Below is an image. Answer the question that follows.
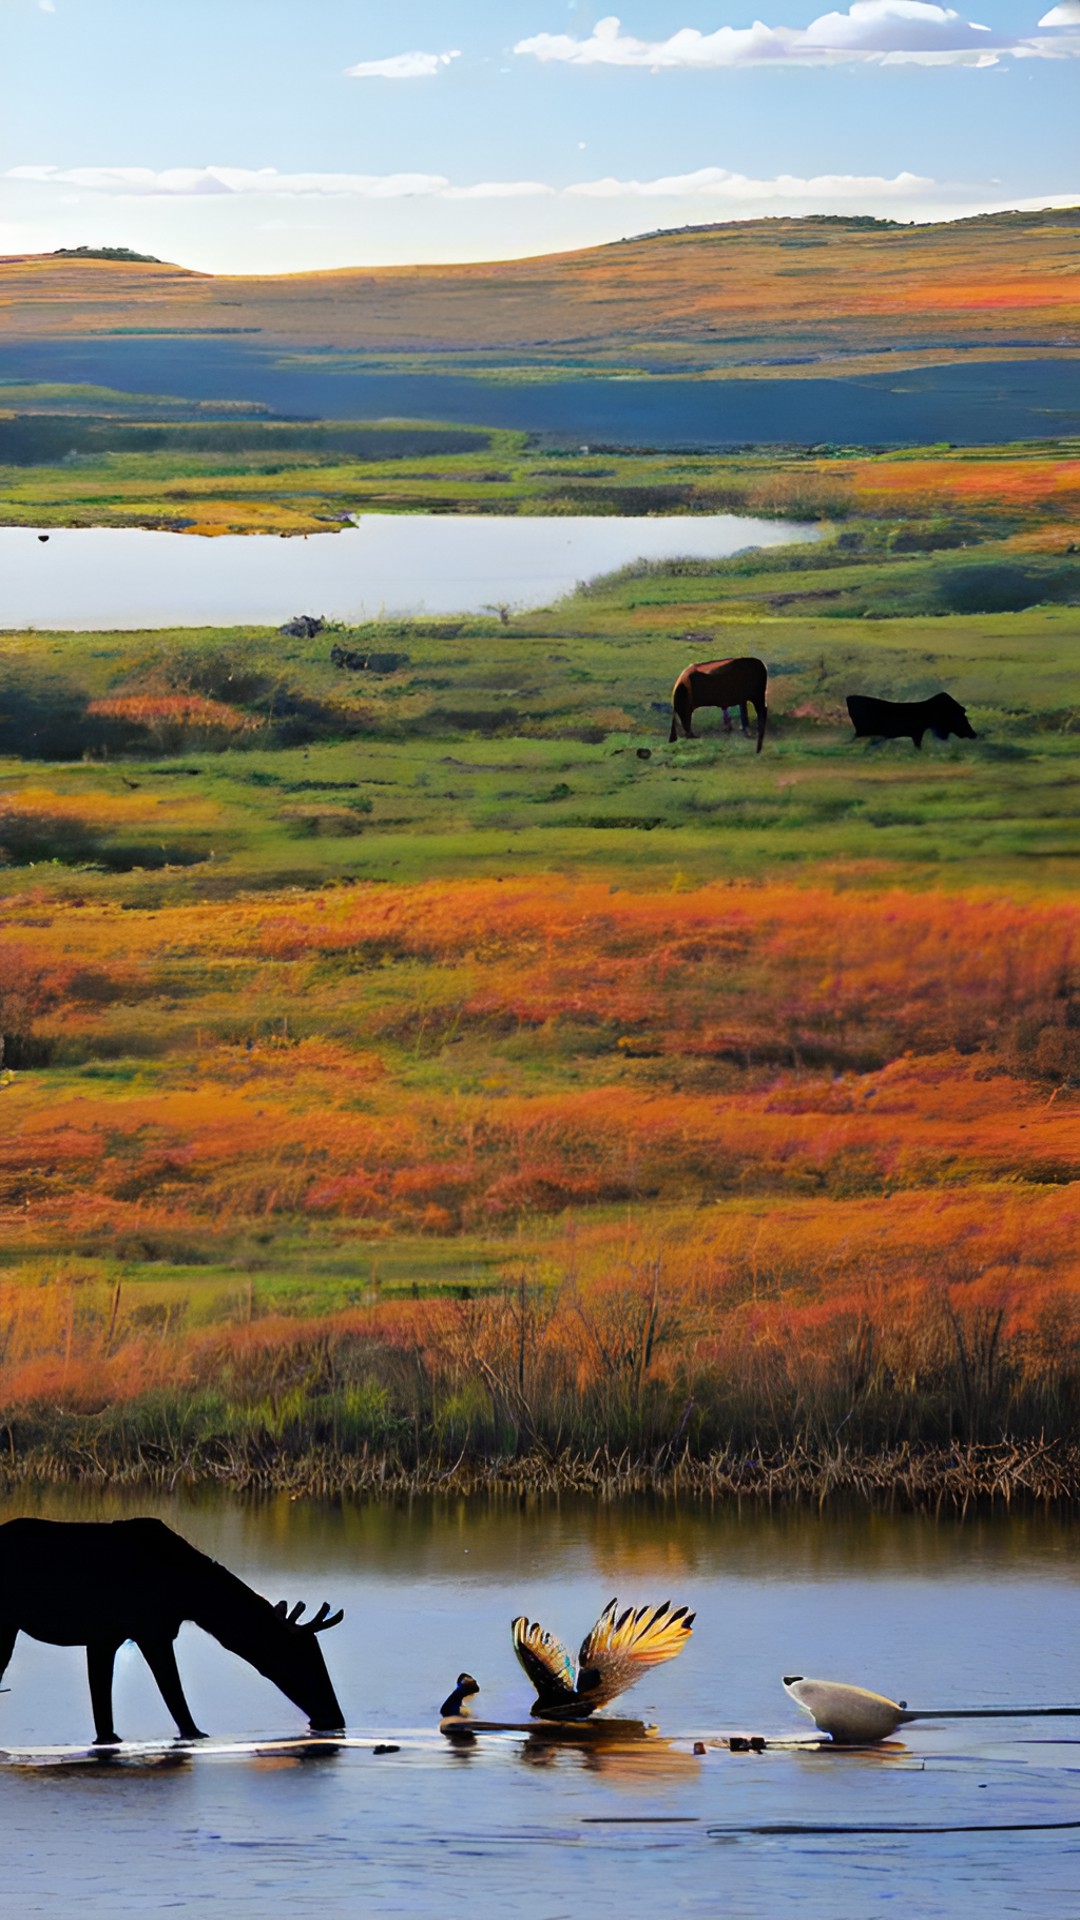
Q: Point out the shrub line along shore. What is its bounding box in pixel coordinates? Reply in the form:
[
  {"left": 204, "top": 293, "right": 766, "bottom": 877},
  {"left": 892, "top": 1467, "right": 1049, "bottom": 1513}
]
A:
[{"left": 1, "top": 1440, "right": 1076, "bottom": 1511}]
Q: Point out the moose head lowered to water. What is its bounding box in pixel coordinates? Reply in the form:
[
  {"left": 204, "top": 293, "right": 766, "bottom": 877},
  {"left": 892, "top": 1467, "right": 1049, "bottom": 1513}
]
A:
[{"left": 0, "top": 1517, "right": 345, "bottom": 1745}]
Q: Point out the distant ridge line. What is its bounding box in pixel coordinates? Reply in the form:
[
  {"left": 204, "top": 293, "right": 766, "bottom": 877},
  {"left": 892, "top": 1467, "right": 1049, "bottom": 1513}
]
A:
[{"left": 3, "top": 208, "right": 1076, "bottom": 370}]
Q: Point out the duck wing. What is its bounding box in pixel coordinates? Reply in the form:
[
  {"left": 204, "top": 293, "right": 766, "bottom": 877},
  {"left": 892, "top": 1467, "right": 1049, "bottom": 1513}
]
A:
[
  {"left": 511, "top": 1615, "right": 579, "bottom": 1711},
  {"left": 575, "top": 1598, "right": 695, "bottom": 1710}
]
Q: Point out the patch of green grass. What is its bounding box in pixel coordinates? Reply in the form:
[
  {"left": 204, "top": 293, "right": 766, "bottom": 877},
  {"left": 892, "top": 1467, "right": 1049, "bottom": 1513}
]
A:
[
  {"left": 3, "top": 422, "right": 1074, "bottom": 542},
  {"left": 1, "top": 582, "right": 1076, "bottom": 898}
]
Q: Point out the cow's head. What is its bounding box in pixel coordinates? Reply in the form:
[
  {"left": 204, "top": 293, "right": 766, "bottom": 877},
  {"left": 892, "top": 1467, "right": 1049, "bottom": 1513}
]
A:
[{"left": 930, "top": 693, "right": 976, "bottom": 741}]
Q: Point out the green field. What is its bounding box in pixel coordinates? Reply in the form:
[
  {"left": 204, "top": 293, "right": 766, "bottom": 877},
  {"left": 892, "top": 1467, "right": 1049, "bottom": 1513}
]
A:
[{"left": 1, "top": 543, "right": 1077, "bottom": 901}]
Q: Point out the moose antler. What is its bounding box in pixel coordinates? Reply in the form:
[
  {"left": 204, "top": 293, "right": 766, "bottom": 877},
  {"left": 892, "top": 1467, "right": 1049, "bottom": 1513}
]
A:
[
  {"left": 307, "top": 1601, "right": 344, "bottom": 1633},
  {"left": 273, "top": 1598, "right": 344, "bottom": 1633}
]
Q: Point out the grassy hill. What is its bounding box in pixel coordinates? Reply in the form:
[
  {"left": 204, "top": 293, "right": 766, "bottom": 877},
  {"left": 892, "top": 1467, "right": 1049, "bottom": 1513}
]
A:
[{"left": 2, "top": 209, "right": 1078, "bottom": 376}]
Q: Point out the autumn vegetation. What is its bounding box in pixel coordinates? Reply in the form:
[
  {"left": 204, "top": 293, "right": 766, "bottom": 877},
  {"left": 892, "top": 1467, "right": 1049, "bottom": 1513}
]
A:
[
  {"left": 0, "top": 289, "right": 1078, "bottom": 1499},
  {"left": 3, "top": 415, "right": 1079, "bottom": 547},
  {"left": 4, "top": 209, "right": 1077, "bottom": 368},
  {"left": 2, "top": 843, "right": 1077, "bottom": 1500}
]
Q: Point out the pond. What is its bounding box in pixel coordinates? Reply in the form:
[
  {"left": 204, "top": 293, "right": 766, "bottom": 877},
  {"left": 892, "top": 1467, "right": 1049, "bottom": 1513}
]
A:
[
  {"left": 0, "top": 512, "right": 817, "bottom": 631},
  {"left": 1, "top": 1489, "right": 1077, "bottom": 1919}
]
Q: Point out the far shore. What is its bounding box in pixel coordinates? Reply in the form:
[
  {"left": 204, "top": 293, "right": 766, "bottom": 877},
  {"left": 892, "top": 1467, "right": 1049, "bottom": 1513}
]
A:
[{"left": 2, "top": 1441, "right": 1075, "bottom": 1512}]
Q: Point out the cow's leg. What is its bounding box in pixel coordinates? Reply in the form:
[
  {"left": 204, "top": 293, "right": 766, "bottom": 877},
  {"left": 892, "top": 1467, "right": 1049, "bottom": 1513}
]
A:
[
  {"left": 721, "top": 705, "right": 733, "bottom": 734},
  {"left": 87, "top": 1638, "right": 122, "bottom": 1745},
  {"left": 755, "top": 699, "right": 768, "bottom": 754},
  {"left": 739, "top": 702, "right": 750, "bottom": 737},
  {"left": 136, "top": 1635, "right": 207, "bottom": 1741},
  {"left": 912, "top": 730, "right": 924, "bottom": 750},
  {"left": 670, "top": 690, "right": 695, "bottom": 741},
  {"left": 0, "top": 1620, "right": 18, "bottom": 1685}
]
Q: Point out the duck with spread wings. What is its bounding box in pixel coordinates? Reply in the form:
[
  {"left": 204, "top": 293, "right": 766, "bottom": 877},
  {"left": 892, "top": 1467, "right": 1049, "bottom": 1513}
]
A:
[{"left": 511, "top": 1598, "right": 694, "bottom": 1721}]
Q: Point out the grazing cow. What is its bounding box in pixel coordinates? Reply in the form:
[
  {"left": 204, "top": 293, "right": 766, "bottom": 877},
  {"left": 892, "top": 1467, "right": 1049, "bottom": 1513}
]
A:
[
  {"left": 669, "top": 656, "right": 769, "bottom": 752},
  {"left": 0, "top": 1517, "right": 345, "bottom": 1744},
  {"left": 846, "top": 691, "right": 977, "bottom": 750}
]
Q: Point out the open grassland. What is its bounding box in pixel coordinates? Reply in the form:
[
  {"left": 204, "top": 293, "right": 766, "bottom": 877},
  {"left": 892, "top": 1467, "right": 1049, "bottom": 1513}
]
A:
[
  {"left": 2, "top": 421, "right": 1080, "bottom": 542},
  {"left": 3, "top": 211, "right": 1078, "bottom": 372},
  {"left": 0, "top": 600, "right": 1077, "bottom": 889},
  {"left": 1, "top": 494, "right": 1078, "bottom": 1502}
]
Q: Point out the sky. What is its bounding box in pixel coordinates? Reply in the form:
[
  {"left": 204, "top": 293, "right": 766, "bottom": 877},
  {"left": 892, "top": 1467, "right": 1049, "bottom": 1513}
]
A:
[{"left": 2, "top": 0, "right": 1078, "bottom": 272}]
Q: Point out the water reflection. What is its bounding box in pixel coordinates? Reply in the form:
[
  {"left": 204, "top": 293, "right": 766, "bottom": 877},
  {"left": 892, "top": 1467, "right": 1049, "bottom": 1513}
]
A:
[
  {"left": 1, "top": 1489, "right": 1076, "bottom": 1918},
  {"left": 6, "top": 1483, "right": 1074, "bottom": 1578}
]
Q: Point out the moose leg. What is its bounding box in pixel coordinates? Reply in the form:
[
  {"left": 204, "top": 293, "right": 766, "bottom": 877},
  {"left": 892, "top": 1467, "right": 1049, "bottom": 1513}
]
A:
[
  {"left": 137, "top": 1635, "right": 207, "bottom": 1741},
  {"left": 87, "top": 1638, "right": 122, "bottom": 1745},
  {"left": 0, "top": 1620, "right": 17, "bottom": 1685}
]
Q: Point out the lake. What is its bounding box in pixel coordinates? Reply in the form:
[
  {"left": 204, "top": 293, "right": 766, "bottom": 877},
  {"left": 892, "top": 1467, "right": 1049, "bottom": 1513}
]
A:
[
  {"left": 1, "top": 1490, "right": 1077, "bottom": 1919},
  {"left": 2, "top": 337, "right": 1078, "bottom": 445},
  {"left": 0, "top": 512, "right": 817, "bottom": 630}
]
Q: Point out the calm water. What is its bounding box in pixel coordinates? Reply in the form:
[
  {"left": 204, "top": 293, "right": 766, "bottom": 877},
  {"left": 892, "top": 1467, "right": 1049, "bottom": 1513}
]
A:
[
  {"left": 2, "top": 338, "right": 1078, "bottom": 444},
  {"left": 1, "top": 1490, "right": 1077, "bottom": 1919},
  {"left": 0, "top": 512, "right": 816, "bottom": 631}
]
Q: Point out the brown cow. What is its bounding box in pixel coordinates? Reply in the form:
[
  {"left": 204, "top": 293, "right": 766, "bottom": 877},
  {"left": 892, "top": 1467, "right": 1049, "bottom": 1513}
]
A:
[{"left": 669, "top": 656, "right": 769, "bottom": 752}]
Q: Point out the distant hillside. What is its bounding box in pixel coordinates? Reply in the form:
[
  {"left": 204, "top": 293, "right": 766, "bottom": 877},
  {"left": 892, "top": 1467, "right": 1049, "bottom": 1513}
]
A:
[{"left": 2, "top": 210, "right": 1078, "bottom": 373}]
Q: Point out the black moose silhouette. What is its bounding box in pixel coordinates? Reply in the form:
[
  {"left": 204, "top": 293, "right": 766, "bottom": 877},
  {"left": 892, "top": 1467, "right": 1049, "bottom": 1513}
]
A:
[{"left": 0, "top": 1517, "right": 345, "bottom": 1744}]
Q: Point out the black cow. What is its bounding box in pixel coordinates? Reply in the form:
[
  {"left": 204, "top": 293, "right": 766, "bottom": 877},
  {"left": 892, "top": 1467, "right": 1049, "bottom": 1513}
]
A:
[
  {"left": 0, "top": 1517, "right": 345, "bottom": 1744},
  {"left": 846, "top": 691, "right": 976, "bottom": 750}
]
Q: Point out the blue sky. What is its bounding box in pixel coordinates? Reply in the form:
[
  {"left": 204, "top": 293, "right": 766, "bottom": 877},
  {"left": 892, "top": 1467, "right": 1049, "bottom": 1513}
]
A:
[{"left": 3, "top": 1, "right": 1078, "bottom": 271}]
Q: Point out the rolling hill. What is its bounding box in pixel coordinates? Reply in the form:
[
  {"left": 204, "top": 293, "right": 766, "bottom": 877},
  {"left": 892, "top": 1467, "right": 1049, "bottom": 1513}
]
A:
[{"left": 2, "top": 209, "right": 1078, "bottom": 375}]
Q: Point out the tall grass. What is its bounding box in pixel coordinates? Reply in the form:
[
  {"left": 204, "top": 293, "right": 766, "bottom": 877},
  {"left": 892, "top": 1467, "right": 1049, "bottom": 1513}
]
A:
[{"left": 1, "top": 1257, "right": 1077, "bottom": 1503}]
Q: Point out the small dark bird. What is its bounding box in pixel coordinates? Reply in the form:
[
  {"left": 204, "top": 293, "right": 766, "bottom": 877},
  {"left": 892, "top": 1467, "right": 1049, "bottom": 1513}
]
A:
[
  {"left": 38, "top": 534, "right": 49, "bottom": 543},
  {"left": 440, "top": 1672, "right": 480, "bottom": 1719},
  {"left": 121, "top": 778, "right": 140, "bottom": 790}
]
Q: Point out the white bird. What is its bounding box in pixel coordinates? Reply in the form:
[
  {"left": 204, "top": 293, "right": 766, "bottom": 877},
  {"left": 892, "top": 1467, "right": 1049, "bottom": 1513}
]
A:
[
  {"left": 783, "top": 1674, "right": 1080, "bottom": 1744},
  {"left": 783, "top": 1675, "right": 911, "bottom": 1742}
]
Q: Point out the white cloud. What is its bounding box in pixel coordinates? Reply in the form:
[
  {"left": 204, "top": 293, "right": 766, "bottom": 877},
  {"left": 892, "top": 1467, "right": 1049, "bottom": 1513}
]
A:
[
  {"left": 0, "top": 161, "right": 955, "bottom": 213},
  {"left": 565, "top": 165, "right": 934, "bottom": 200},
  {"left": 9, "top": 162, "right": 1077, "bottom": 228},
  {"left": 514, "top": 4, "right": 1080, "bottom": 70},
  {"left": 441, "top": 180, "right": 554, "bottom": 199},
  {"left": 8, "top": 164, "right": 453, "bottom": 198},
  {"left": 344, "top": 49, "right": 459, "bottom": 80},
  {"left": 5, "top": 165, "right": 555, "bottom": 204}
]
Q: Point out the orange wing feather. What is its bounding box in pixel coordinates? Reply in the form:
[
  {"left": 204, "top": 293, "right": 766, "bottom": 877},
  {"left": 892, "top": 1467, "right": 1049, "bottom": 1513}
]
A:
[{"left": 576, "top": 1598, "right": 695, "bottom": 1709}]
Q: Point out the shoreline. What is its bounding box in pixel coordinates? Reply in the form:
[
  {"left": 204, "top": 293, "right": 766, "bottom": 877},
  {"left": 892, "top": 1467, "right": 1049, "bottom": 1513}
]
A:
[{"left": 1, "top": 1440, "right": 1076, "bottom": 1510}]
